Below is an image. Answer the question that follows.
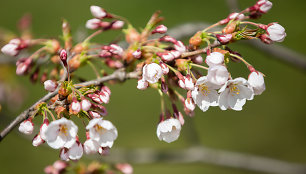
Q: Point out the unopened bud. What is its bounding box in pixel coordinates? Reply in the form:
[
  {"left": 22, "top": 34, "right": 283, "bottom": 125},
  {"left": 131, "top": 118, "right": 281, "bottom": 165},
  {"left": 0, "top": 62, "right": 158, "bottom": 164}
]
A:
[
  {"left": 60, "top": 49, "right": 68, "bottom": 66},
  {"left": 90, "top": 5, "right": 107, "bottom": 19},
  {"left": 44, "top": 80, "right": 58, "bottom": 92},
  {"left": 152, "top": 25, "right": 168, "bottom": 34},
  {"left": 132, "top": 49, "right": 142, "bottom": 59},
  {"left": 111, "top": 20, "right": 125, "bottom": 29}
]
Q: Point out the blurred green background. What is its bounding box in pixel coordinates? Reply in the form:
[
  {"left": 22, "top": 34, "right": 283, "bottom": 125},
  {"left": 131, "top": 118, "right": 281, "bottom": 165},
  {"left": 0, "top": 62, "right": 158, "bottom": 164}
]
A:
[{"left": 0, "top": 0, "right": 306, "bottom": 173}]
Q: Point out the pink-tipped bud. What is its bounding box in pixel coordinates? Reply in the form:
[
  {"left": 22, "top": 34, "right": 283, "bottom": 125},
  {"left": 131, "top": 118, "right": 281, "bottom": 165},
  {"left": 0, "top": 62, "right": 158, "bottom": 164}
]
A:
[
  {"left": 159, "top": 35, "right": 177, "bottom": 44},
  {"left": 109, "top": 44, "right": 124, "bottom": 56},
  {"left": 16, "top": 58, "right": 32, "bottom": 75},
  {"left": 88, "top": 93, "right": 103, "bottom": 104},
  {"left": 178, "top": 79, "right": 186, "bottom": 89},
  {"left": 111, "top": 20, "right": 125, "bottom": 29},
  {"left": 60, "top": 148, "right": 69, "bottom": 161},
  {"left": 99, "top": 50, "right": 112, "bottom": 58},
  {"left": 158, "top": 52, "right": 175, "bottom": 62},
  {"left": 1, "top": 43, "right": 19, "bottom": 56},
  {"left": 89, "top": 111, "right": 102, "bottom": 118},
  {"left": 256, "top": 0, "right": 273, "bottom": 13},
  {"left": 81, "top": 98, "right": 92, "bottom": 111},
  {"left": 86, "top": 18, "right": 102, "bottom": 30},
  {"left": 44, "top": 80, "right": 58, "bottom": 92},
  {"left": 152, "top": 25, "right": 168, "bottom": 34},
  {"left": 32, "top": 134, "right": 45, "bottom": 147},
  {"left": 174, "top": 41, "right": 186, "bottom": 53},
  {"left": 60, "top": 49, "right": 68, "bottom": 66},
  {"left": 132, "top": 49, "right": 142, "bottom": 59},
  {"left": 71, "top": 99, "right": 81, "bottom": 114},
  {"left": 185, "top": 98, "right": 195, "bottom": 111},
  {"left": 18, "top": 119, "right": 34, "bottom": 135},
  {"left": 160, "top": 62, "right": 169, "bottom": 74},
  {"left": 99, "top": 91, "right": 110, "bottom": 104},
  {"left": 192, "top": 55, "right": 203, "bottom": 64},
  {"left": 216, "top": 34, "right": 233, "bottom": 44},
  {"left": 53, "top": 160, "right": 68, "bottom": 172},
  {"left": 178, "top": 112, "right": 185, "bottom": 126},
  {"left": 101, "top": 86, "right": 111, "bottom": 95},
  {"left": 40, "top": 118, "right": 49, "bottom": 141},
  {"left": 184, "top": 75, "right": 195, "bottom": 91},
  {"left": 90, "top": 5, "right": 107, "bottom": 19}
]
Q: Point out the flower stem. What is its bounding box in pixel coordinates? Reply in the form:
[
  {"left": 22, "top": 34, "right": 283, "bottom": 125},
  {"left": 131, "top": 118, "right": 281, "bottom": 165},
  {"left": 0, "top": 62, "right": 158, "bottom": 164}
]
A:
[
  {"left": 229, "top": 53, "right": 252, "bottom": 68},
  {"left": 190, "top": 63, "right": 209, "bottom": 70}
]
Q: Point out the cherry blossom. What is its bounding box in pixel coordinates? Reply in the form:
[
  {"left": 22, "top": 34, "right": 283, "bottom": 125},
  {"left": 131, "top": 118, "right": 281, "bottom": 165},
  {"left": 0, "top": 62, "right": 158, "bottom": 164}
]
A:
[
  {"left": 206, "top": 52, "right": 224, "bottom": 67},
  {"left": 44, "top": 80, "right": 58, "bottom": 92},
  {"left": 156, "top": 118, "right": 181, "bottom": 143},
  {"left": 90, "top": 5, "right": 107, "bottom": 19},
  {"left": 86, "top": 118, "right": 118, "bottom": 148},
  {"left": 137, "top": 79, "right": 148, "bottom": 90},
  {"left": 18, "top": 119, "right": 34, "bottom": 135},
  {"left": 191, "top": 76, "right": 219, "bottom": 112},
  {"left": 44, "top": 118, "right": 78, "bottom": 149},
  {"left": 218, "top": 77, "right": 254, "bottom": 111},
  {"left": 267, "top": 23, "right": 286, "bottom": 42},
  {"left": 207, "top": 65, "right": 229, "bottom": 86}
]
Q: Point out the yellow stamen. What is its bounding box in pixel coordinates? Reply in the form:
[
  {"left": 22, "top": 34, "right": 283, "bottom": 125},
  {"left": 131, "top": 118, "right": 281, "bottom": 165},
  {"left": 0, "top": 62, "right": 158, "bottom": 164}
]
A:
[
  {"left": 59, "top": 124, "right": 68, "bottom": 136},
  {"left": 199, "top": 83, "right": 210, "bottom": 96},
  {"left": 94, "top": 124, "right": 107, "bottom": 134},
  {"left": 230, "top": 84, "right": 240, "bottom": 96}
]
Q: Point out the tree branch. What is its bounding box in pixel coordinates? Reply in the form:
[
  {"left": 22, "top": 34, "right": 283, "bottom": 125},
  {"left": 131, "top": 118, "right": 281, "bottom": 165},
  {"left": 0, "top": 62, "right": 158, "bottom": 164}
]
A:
[{"left": 0, "top": 68, "right": 139, "bottom": 142}]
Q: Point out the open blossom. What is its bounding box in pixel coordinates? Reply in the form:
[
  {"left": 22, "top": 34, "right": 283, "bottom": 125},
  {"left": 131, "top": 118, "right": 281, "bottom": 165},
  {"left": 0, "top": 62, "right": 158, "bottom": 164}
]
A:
[
  {"left": 142, "top": 63, "right": 162, "bottom": 84},
  {"left": 156, "top": 118, "right": 181, "bottom": 143},
  {"left": 206, "top": 52, "right": 224, "bottom": 67},
  {"left": 67, "top": 141, "right": 83, "bottom": 160},
  {"left": 248, "top": 71, "right": 265, "bottom": 95},
  {"left": 90, "top": 5, "right": 107, "bottom": 19},
  {"left": 18, "top": 119, "right": 34, "bottom": 135},
  {"left": 137, "top": 79, "right": 148, "bottom": 90},
  {"left": 44, "top": 80, "right": 58, "bottom": 92},
  {"left": 267, "top": 23, "right": 286, "bottom": 42},
  {"left": 191, "top": 76, "right": 219, "bottom": 112},
  {"left": 207, "top": 65, "right": 229, "bottom": 86},
  {"left": 218, "top": 77, "right": 254, "bottom": 111},
  {"left": 44, "top": 118, "right": 78, "bottom": 149},
  {"left": 257, "top": 0, "right": 273, "bottom": 13},
  {"left": 86, "top": 118, "right": 118, "bottom": 148}
]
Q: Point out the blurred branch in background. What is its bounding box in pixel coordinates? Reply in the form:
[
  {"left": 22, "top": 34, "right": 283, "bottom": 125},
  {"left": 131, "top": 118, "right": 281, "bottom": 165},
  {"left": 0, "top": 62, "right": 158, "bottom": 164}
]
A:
[{"left": 91, "top": 147, "right": 306, "bottom": 174}]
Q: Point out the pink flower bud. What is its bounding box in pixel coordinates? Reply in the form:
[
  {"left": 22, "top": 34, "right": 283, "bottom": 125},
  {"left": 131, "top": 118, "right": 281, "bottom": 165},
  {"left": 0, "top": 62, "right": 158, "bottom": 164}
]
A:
[
  {"left": 259, "top": 33, "right": 272, "bottom": 44},
  {"left": 192, "top": 55, "right": 203, "bottom": 64},
  {"left": 111, "top": 20, "right": 124, "bottom": 29},
  {"left": 185, "top": 98, "right": 195, "bottom": 111},
  {"left": 60, "top": 49, "right": 67, "bottom": 66},
  {"left": 178, "top": 79, "right": 186, "bottom": 89},
  {"left": 257, "top": 0, "right": 272, "bottom": 13},
  {"left": 266, "top": 23, "right": 286, "bottom": 42},
  {"left": 184, "top": 75, "right": 195, "bottom": 91},
  {"left": 160, "top": 62, "right": 169, "bottom": 74},
  {"left": 216, "top": 34, "right": 232, "bottom": 44},
  {"left": 90, "top": 5, "right": 107, "bottom": 19},
  {"left": 159, "top": 35, "right": 177, "bottom": 44},
  {"left": 88, "top": 93, "right": 103, "bottom": 104},
  {"left": 158, "top": 52, "right": 175, "bottom": 62},
  {"left": 109, "top": 44, "right": 124, "bottom": 56},
  {"left": 174, "top": 41, "right": 186, "bottom": 53},
  {"left": 248, "top": 71, "right": 265, "bottom": 95},
  {"left": 44, "top": 80, "right": 58, "bottom": 92},
  {"left": 137, "top": 79, "right": 148, "bottom": 90},
  {"left": 81, "top": 98, "right": 92, "bottom": 111},
  {"left": 60, "top": 148, "right": 69, "bottom": 161},
  {"left": 116, "top": 163, "right": 133, "bottom": 174},
  {"left": 178, "top": 112, "right": 185, "bottom": 126},
  {"left": 99, "top": 50, "right": 112, "bottom": 58},
  {"left": 18, "top": 119, "right": 34, "bottom": 135},
  {"left": 16, "top": 58, "right": 32, "bottom": 75},
  {"left": 170, "top": 50, "right": 181, "bottom": 58},
  {"left": 71, "top": 99, "right": 81, "bottom": 114},
  {"left": 102, "top": 86, "right": 111, "bottom": 95},
  {"left": 152, "top": 25, "right": 168, "bottom": 34},
  {"left": 53, "top": 160, "right": 68, "bottom": 171},
  {"left": 205, "top": 52, "right": 224, "bottom": 67},
  {"left": 99, "top": 91, "right": 110, "bottom": 104},
  {"left": 89, "top": 111, "right": 102, "bottom": 118},
  {"left": 1, "top": 43, "right": 19, "bottom": 56},
  {"left": 40, "top": 118, "right": 49, "bottom": 141},
  {"left": 86, "top": 19, "right": 101, "bottom": 30},
  {"left": 228, "top": 13, "right": 245, "bottom": 20},
  {"left": 132, "top": 49, "right": 142, "bottom": 59},
  {"left": 32, "top": 134, "right": 45, "bottom": 147}
]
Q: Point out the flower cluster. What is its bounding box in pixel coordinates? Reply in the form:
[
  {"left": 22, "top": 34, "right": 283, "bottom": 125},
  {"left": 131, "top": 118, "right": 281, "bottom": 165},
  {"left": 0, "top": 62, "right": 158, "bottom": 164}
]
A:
[{"left": 0, "top": 0, "right": 286, "bottom": 162}]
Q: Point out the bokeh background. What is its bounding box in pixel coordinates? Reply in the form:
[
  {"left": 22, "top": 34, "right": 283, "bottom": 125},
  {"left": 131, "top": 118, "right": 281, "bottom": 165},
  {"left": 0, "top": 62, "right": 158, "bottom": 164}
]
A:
[{"left": 0, "top": 0, "right": 306, "bottom": 173}]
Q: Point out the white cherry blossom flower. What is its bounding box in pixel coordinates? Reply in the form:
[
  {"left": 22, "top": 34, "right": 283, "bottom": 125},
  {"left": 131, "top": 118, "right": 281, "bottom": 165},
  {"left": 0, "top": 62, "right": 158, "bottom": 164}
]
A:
[
  {"left": 44, "top": 118, "right": 78, "bottom": 149},
  {"left": 40, "top": 118, "right": 49, "bottom": 141},
  {"left": 84, "top": 138, "right": 100, "bottom": 154},
  {"left": 205, "top": 52, "right": 224, "bottom": 67},
  {"left": 191, "top": 76, "right": 219, "bottom": 112},
  {"left": 248, "top": 71, "right": 265, "bottom": 95},
  {"left": 68, "top": 141, "right": 83, "bottom": 160},
  {"left": 218, "top": 77, "right": 254, "bottom": 111},
  {"left": 86, "top": 118, "right": 118, "bottom": 148},
  {"left": 156, "top": 118, "right": 181, "bottom": 143},
  {"left": 257, "top": 0, "right": 273, "bottom": 13},
  {"left": 207, "top": 65, "right": 229, "bottom": 86},
  {"left": 142, "top": 63, "right": 162, "bottom": 84},
  {"left": 90, "top": 5, "right": 107, "bottom": 19},
  {"left": 18, "top": 119, "right": 34, "bottom": 135},
  {"left": 267, "top": 23, "right": 286, "bottom": 42},
  {"left": 137, "top": 79, "right": 148, "bottom": 90}
]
